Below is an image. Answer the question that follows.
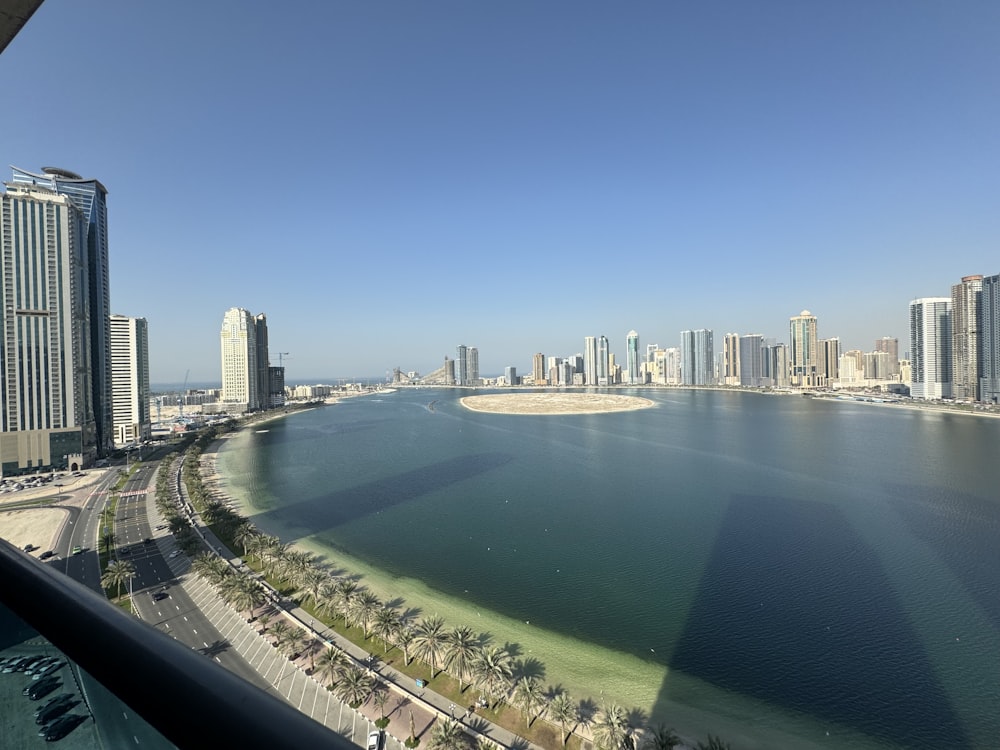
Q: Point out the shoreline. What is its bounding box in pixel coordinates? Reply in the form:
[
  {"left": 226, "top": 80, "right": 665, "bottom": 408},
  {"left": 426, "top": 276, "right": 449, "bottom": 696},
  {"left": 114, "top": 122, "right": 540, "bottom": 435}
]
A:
[{"left": 459, "top": 392, "right": 654, "bottom": 415}]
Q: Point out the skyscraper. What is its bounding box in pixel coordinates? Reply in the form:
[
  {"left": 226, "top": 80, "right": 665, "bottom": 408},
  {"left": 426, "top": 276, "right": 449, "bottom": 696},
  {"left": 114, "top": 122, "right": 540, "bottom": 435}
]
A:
[
  {"left": 981, "top": 274, "right": 1000, "bottom": 404},
  {"left": 909, "top": 297, "right": 953, "bottom": 400},
  {"left": 532, "top": 353, "right": 545, "bottom": 385},
  {"left": 874, "top": 336, "right": 900, "bottom": 378},
  {"left": 468, "top": 347, "right": 479, "bottom": 386},
  {"left": 583, "top": 337, "right": 597, "bottom": 385},
  {"left": 739, "top": 334, "right": 764, "bottom": 387},
  {"left": 456, "top": 345, "right": 469, "bottom": 386},
  {"left": 626, "top": 330, "right": 641, "bottom": 385},
  {"left": 789, "top": 310, "right": 818, "bottom": 387},
  {"left": 254, "top": 313, "right": 271, "bottom": 409},
  {"left": 681, "top": 329, "right": 714, "bottom": 385},
  {"left": 951, "top": 275, "right": 982, "bottom": 400},
  {"left": 819, "top": 338, "right": 841, "bottom": 384},
  {"left": 221, "top": 307, "right": 260, "bottom": 410},
  {"left": 597, "top": 336, "right": 610, "bottom": 386},
  {"left": 0, "top": 167, "right": 113, "bottom": 472},
  {"left": 110, "top": 315, "right": 151, "bottom": 445},
  {"left": 722, "top": 333, "right": 740, "bottom": 386}
]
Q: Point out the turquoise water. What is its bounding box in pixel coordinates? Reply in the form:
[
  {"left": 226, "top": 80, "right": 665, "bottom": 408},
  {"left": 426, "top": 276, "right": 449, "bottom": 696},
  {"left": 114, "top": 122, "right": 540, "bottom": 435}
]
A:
[{"left": 218, "top": 389, "right": 1000, "bottom": 749}]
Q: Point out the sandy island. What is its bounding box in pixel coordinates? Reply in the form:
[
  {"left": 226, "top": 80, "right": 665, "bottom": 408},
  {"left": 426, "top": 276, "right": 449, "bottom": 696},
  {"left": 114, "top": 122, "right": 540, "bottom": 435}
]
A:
[{"left": 460, "top": 392, "right": 654, "bottom": 414}]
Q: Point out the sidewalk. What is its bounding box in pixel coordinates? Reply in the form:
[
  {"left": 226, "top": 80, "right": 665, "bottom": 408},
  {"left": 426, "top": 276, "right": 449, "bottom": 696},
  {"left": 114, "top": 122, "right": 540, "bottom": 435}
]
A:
[{"left": 157, "top": 455, "right": 544, "bottom": 750}]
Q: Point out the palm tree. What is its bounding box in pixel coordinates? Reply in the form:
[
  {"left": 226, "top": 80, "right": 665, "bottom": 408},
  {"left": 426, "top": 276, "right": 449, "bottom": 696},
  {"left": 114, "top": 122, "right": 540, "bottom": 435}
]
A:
[
  {"left": 412, "top": 616, "right": 448, "bottom": 679},
  {"left": 315, "top": 646, "right": 348, "bottom": 689},
  {"left": 396, "top": 626, "right": 416, "bottom": 666},
  {"left": 101, "top": 559, "right": 136, "bottom": 599},
  {"left": 277, "top": 625, "right": 306, "bottom": 659},
  {"left": 333, "top": 664, "right": 375, "bottom": 707},
  {"left": 220, "top": 573, "right": 264, "bottom": 618},
  {"left": 444, "top": 626, "right": 478, "bottom": 691},
  {"left": 192, "top": 552, "right": 229, "bottom": 584},
  {"left": 642, "top": 724, "right": 680, "bottom": 750},
  {"left": 594, "top": 704, "right": 631, "bottom": 750},
  {"left": 372, "top": 605, "right": 400, "bottom": 653},
  {"left": 372, "top": 681, "right": 390, "bottom": 725},
  {"left": 245, "top": 533, "right": 270, "bottom": 565},
  {"left": 278, "top": 549, "right": 314, "bottom": 585},
  {"left": 351, "top": 590, "right": 382, "bottom": 639},
  {"left": 268, "top": 619, "right": 291, "bottom": 648},
  {"left": 234, "top": 521, "right": 259, "bottom": 556},
  {"left": 334, "top": 579, "right": 359, "bottom": 625},
  {"left": 695, "top": 736, "right": 730, "bottom": 750},
  {"left": 427, "top": 718, "right": 467, "bottom": 750},
  {"left": 471, "top": 646, "right": 513, "bottom": 707},
  {"left": 548, "top": 692, "right": 577, "bottom": 746},
  {"left": 296, "top": 566, "right": 331, "bottom": 610},
  {"left": 511, "top": 677, "right": 546, "bottom": 728}
]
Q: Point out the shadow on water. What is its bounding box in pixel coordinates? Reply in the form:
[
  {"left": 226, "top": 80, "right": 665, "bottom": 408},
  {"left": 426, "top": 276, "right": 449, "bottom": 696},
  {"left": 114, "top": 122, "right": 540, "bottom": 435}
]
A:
[
  {"left": 887, "top": 482, "right": 1000, "bottom": 632},
  {"left": 659, "top": 493, "right": 967, "bottom": 749},
  {"left": 249, "top": 452, "right": 513, "bottom": 536}
]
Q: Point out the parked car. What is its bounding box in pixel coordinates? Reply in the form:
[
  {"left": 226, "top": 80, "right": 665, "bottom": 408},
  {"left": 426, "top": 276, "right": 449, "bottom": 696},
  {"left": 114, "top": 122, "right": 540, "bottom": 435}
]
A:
[
  {"left": 367, "top": 730, "right": 383, "bottom": 750},
  {"left": 43, "top": 713, "right": 86, "bottom": 741},
  {"left": 39, "top": 550, "right": 55, "bottom": 560},
  {"left": 35, "top": 694, "right": 76, "bottom": 725},
  {"left": 26, "top": 676, "right": 60, "bottom": 700}
]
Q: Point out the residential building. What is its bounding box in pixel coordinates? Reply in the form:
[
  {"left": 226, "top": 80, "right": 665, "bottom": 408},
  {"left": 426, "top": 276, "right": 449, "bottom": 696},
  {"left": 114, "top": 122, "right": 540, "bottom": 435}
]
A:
[
  {"left": 0, "top": 167, "right": 115, "bottom": 473},
  {"left": 583, "top": 337, "right": 597, "bottom": 385},
  {"left": 626, "top": 330, "right": 641, "bottom": 385},
  {"left": 951, "top": 275, "right": 982, "bottom": 400},
  {"left": 739, "top": 334, "right": 764, "bottom": 387},
  {"left": 221, "top": 307, "right": 260, "bottom": 411},
  {"left": 597, "top": 336, "right": 610, "bottom": 386},
  {"left": 820, "top": 337, "right": 841, "bottom": 384},
  {"left": 789, "top": 310, "right": 819, "bottom": 387},
  {"left": 532, "top": 353, "right": 546, "bottom": 385},
  {"left": 456, "top": 345, "right": 469, "bottom": 386},
  {"left": 681, "top": 329, "right": 714, "bottom": 386},
  {"left": 722, "top": 333, "right": 740, "bottom": 386},
  {"left": 875, "top": 336, "right": 900, "bottom": 378},
  {"left": 982, "top": 274, "right": 1000, "bottom": 403},
  {"left": 110, "top": 315, "right": 151, "bottom": 445},
  {"left": 909, "top": 297, "right": 953, "bottom": 400},
  {"left": 504, "top": 366, "right": 518, "bottom": 386}
]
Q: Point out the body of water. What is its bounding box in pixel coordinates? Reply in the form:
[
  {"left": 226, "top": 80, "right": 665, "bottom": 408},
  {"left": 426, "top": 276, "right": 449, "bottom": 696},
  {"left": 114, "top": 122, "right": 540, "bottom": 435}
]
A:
[{"left": 217, "top": 388, "right": 1000, "bottom": 749}]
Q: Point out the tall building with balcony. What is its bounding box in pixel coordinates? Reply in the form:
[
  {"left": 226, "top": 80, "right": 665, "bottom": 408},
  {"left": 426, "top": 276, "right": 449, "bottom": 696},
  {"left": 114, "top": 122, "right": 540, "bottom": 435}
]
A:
[
  {"left": 597, "top": 336, "right": 610, "bottom": 386},
  {"left": 681, "top": 329, "right": 714, "bottom": 385},
  {"left": 789, "top": 310, "right": 818, "bottom": 387},
  {"left": 820, "top": 338, "right": 841, "bottom": 384},
  {"left": 981, "top": 274, "right": 1000, "bottom": 403},
  {"left": 583, "top": 336, "right": 597, "bottom": 385},
  {"left": 722, "top": 333, "right": 740, "bottom": 386},
  {"left": 626, "top": 330, "right": 641, "bottom": 385},
  {"left": 110, "top": 315, "right": 151, "bottom": 445},
  {"left": 909, "top": 297, "right": 953, "bottom": 400},
  {"left": 875, "top": 336, "right": 900, "bottom": 378},
  {"left": 221, "top": 307, "right": 260, "bottom": 411},
  {"left": 0, "top": 167, "right": 115, "bottom": 473},
  {"left": 532, "top": 353, "right": 545, "bottom": 385},
  {"left": 951, "top": 275, "right": 982, "bottom": 400},
  {"left": 739, "top": 334, "right": 764, "bottom": 387}
]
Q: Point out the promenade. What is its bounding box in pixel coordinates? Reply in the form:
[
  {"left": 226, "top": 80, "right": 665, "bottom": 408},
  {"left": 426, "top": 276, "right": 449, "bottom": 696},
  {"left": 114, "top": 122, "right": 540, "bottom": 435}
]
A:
[{"left": 154, "top": 455, "right": 542, "bottom": 750}]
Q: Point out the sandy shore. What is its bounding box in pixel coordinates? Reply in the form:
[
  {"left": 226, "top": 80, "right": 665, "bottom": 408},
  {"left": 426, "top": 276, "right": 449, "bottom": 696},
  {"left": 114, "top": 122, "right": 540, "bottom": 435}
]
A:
[{"left": 461, "top": 392, "right": 654, "bottom": 414}]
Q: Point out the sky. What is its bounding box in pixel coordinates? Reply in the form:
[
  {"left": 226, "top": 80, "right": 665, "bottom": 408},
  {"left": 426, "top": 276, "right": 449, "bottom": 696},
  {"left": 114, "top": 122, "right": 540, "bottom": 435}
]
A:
[{"left": 2, "top": 1, "right": 999, "bottom": 384}]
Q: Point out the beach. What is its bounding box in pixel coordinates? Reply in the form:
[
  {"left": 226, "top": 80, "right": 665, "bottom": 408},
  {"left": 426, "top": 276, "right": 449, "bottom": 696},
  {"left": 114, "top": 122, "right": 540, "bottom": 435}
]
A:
[{"left": 460, "top": 392, "right": 654, "bottom": 415}]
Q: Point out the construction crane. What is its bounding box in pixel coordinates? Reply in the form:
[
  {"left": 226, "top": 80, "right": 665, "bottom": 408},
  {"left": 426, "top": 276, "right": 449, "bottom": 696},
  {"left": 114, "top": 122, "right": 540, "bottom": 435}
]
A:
[{"left": 277, "top": 352, "right": 290, "bottom": 368}]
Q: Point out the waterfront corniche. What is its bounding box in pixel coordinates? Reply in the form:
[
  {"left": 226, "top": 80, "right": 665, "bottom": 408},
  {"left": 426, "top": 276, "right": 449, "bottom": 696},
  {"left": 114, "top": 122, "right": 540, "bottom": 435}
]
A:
[{"left": 217, "top": 388, "right": 1000, "bottom": 750}]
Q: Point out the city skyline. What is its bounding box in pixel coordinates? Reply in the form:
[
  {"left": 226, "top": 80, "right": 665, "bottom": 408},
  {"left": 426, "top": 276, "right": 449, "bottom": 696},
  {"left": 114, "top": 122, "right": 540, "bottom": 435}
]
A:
[{"left": 3, "top": 3, "right": 999, "bottom": 380}]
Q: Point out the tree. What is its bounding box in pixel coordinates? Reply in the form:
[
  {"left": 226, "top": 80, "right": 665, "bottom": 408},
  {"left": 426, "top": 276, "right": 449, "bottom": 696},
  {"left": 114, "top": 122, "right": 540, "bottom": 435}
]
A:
[
  {"left": 333, "top": 664, "right": 375, "bottom": 707},
  {"left": 296, "top": 566, "right": 331, "bottom": 610},
  {"left": 372, "top": 681, "right": 390, "bottom": 726},
  {"left": 428, "top": 718, "right": 467, "bottom": 750},
  {"left": 373, "top": 605, "right": 400, "bottom": 653},
  {"left": 548, "top": 692, "right": 577, "bottom": 746},
  {"left": 412, "top": 616, "right": 448, "bottom": 679},
  {"left": 192, "top": 551, "right": 229, "bottom": 585},
  {"left": 234, "top": 521, "right": 259, "bottom": 556},
  {"left": 642, "top": 724, "right": 680, "bottom": 750},
  {"left": 351, "top": 590, "right": 382, "bottom": 639},
  {"left": 397, "top": 626, "right": 416, "bottom": 665},
  {"left": 101, "top": 559, "right": 136, "bottom": 599},
  {"left": 268, "top": 619, "right": 291, "bottom": 648},
  {"left": 220, "top": 573, "right": 264, "bottom": 618},
  {"left": 277, "top": 625, "right": 306, "bottom": 659},
  {"left": 335, "top": 579, "right": 359, "bottom": 626},
  {"left": 695, "top": 736, "right": 730, "bottom": 750},
  {"left": 594, "top": 704, "right": 630, "bottom": 750},
  {"left": 471, "top": 646, "right": 513, "bottom": 707},
  {"left": 444, "top": 626, "right": 479, "bottom": 691},
  {"left": 315, "top": 646, "right": 348, "bottom": 689},
  {"left": 511, "top": 677, "right": 546, "bottom": 728}
]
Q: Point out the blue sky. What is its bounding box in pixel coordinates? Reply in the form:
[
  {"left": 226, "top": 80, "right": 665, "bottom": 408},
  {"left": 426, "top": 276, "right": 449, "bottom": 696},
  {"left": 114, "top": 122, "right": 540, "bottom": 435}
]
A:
[{"left": 3, "top": 1, "right": 998, "bottom": 384}]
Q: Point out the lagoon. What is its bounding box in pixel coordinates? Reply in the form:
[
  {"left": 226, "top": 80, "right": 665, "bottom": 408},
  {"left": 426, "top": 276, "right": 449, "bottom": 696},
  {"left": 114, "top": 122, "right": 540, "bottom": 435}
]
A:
[{"left": 217, "top": 388, "right": 1000, "bottom": 749}]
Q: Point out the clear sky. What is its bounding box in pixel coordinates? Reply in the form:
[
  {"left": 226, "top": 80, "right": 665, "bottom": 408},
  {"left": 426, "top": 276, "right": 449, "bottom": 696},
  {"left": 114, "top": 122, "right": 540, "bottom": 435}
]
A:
[{"left": 3, "top": 1, "right": 998, "bottom": 384}]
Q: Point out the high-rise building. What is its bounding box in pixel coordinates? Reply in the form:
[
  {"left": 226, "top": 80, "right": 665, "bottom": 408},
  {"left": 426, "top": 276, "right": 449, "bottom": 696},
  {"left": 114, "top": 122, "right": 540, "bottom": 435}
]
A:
[
  {"left": 443, "top": 357, "right": 455, "bottom": 386},
  {"left": 951, "top": 275, "right": 982, "bottom": 400},
  {"left": 981, "top": 274, "right": 1000, "bottom": 403},
  {"left": 820, "top": 338, "right": 841, "bottom": 384},
  {"left": 766, "top": 343, "right": 789, "bottom": 387},
  {"left": 681, "top": 329, "right": 714, "bottom": 386},
  {"left": 0, "top": 167, "right": 115, "bottom": 473},
  {"left": 254, "top": 313, "right": 271, "bottom": 409},
  {"left": 789, "top": 310, "right": 818, "bottom": 387},
  {"left": 221, "top": 307, "right": 260, "bottom": 410},
  {"left": 626, "top": 330, "right": 641, "bottom": 385},
  {"left": 504, "top": 366, "right": 518, "bottom": 386},
  {"left": 739, "top": 334, "right": 764, "bottom": 387},
  {"left": 597, "top": 336, "right": 610, "bottom": 386},
  {"left": 645, "top": 343, "right": 659, "bottom": 366},
  {"left": 110, "top": 315, "right": 151, "bottom": 445},
  {"left": 532, "top": 353, "right": 545, "bottom": 385},
  {"left": 583, "top": 337, "right": 597, "bottom": 385},
  {"left": 456, "top": 345, "right": 469, "bottom": 386},
  {"left": 722, "top": 333, "right": 740, "bottom": 386},
  {"left": 875, "top": 337, "right": 900, "bottom": 378},
  {"left": 909, "top": 297, "right": 953, "bottom": 400},
  {"left": 468, "top": 347, "right": 479, "bottom": 385}
]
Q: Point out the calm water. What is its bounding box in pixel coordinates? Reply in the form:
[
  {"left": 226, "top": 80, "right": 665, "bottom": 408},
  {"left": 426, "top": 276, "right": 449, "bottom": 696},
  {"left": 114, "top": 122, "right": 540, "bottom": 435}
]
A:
[{"left": 218, "top": 388, "right": 1000, "bottom": 749}]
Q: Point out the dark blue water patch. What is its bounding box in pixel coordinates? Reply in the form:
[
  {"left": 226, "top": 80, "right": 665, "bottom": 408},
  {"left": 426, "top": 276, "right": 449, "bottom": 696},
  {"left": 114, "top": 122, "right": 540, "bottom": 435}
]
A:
[
  {"left": 250, "top": 452, "right": 514, "bottom": 538},
  {"left": 666, "top": 493, "right": 967, "bottom": 749},
  {"left": 888, "top": 482, "right": 1000, "bottom": 632}
]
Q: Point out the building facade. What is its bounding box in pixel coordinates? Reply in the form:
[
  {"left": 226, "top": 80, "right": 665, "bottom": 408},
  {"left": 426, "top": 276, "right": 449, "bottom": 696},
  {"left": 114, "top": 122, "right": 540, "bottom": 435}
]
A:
[
  {"left": 221, "top": 307, "right": 260, "bottom": 411},
  {"left": 110, "top": 315, "right": 151, "bottom": 445},
  {"left": 0, "top": 167, "right": 116, "bottom": 473},
  {"left": 909, "top": 297, "right": 953, "bottom": 400},
  {"left": 597, "top": 336, "right": 610, "bottom": 386},
  {"left": 951, "top": 275, "right": 982, "bottom": 400},
  {"left": 739, "top": 334, "right": 764, "bottom": 387},
  {"left": 789, "top": 310, "right": 818, "bottom": 387},
  {"left": 626, "top": 330, "right": 641, "bottom": 385},
  {"left": 681, "top": 329, "right": 714, "bottom": 386},
  {"left": 532, "top": 353, "right": 545, "bottom": 385},
  {"left": 981, "top": 274, "right": 1000, "bottom": 403},
  {"left": 722, "top": 333, "right": 740, "bottom": 386}
]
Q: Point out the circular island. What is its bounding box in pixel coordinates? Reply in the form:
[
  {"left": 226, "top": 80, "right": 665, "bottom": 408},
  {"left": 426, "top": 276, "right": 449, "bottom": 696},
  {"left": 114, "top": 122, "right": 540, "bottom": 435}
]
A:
[{"left": 460, "top": 392, "right": 654, "bottom": 415}]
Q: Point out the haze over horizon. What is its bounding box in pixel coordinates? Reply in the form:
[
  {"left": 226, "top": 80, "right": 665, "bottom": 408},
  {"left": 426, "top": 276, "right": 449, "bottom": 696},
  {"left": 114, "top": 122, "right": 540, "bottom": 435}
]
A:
[{"left": 3, "top": 1, "right": 998, "bottom": 382}]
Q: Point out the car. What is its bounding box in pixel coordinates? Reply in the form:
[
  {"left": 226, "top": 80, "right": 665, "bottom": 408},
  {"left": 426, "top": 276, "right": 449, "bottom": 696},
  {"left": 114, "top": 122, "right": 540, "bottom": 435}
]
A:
[
  {"left": 39, "top": 550, "right": 55, "bottom": 560},
  {"left": 26, "top": 677, "right": 60, "bottom": 700},
  {"left": 35, "top": 695, "right": 76, "bottom": 725},
  {"left": 17, "top": 655, "right": 44, "bottom": 671},
  {"left": 367, "top": 730, "right": 383, "bottom": 750},
  {"left": 25, "top": 657, "right": 57, "bottom": 675},
  {"left": 169, "top": 550, "right": 181, "bottom": 558},
  {"left": 43, "top": 713, "right": 86, "bottom": 742},
  {"left": 143, "top": 537, "right": 153, "bottom": 544},
  {"left": 23, "top": 543, "right": 36, "bottom": 552},
  {"left": 33, "top": 660, "right": 64, "bottom": 680},
  {"left": 152, "top": 591, "right": 169, "bottom": 601},
  {"left": 120, "top": 546, "right": 132, "bottom": 556},
  {"left": 71, "top": 546, "right": 82, "bottom": 555}
]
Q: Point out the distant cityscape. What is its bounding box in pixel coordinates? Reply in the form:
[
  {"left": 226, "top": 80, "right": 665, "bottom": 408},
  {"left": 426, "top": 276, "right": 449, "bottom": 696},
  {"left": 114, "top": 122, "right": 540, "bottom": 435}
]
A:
[{"left": 1, "top": 165, "right": 998, "bottom": 476}]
